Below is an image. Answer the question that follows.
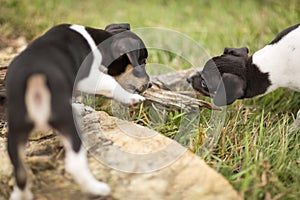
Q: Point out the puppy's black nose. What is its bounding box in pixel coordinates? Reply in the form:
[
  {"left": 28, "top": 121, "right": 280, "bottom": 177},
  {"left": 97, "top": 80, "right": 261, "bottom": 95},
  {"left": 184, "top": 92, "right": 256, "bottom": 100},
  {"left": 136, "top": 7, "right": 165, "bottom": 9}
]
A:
[{"left": 148, "top": 82, "right": 152, "bottom": 88}]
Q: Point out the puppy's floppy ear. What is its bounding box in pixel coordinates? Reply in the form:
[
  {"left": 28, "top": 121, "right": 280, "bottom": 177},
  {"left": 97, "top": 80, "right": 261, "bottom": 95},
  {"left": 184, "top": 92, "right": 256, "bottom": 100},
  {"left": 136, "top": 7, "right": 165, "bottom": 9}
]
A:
[
  {"left": 213, "top": 73, "right": 245, "bottom": 106},
  {"left": 223, "top": 47, "right": 249, "bottom": 56},
  {"left": 112, "top": 37, "right": 143, "bottom": 67},
  {"left": 125, "top": 51, "right": 139, "bottom": 67},
  {"left": 105, "top": 23, "right": 130, "bottom": 34}
]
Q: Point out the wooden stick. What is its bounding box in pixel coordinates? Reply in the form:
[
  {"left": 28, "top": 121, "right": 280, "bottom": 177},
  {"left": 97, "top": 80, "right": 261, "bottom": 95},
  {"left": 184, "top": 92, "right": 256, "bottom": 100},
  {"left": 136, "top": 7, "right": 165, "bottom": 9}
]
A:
[{"left": 143, "top": 86, "right": 221, "bottom": 111}]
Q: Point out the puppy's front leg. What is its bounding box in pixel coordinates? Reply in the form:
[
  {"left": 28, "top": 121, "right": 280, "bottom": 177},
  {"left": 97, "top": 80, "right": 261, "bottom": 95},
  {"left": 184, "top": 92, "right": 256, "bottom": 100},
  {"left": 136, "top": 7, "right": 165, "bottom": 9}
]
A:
[
  {"left": 77, "top": 72, "right": 145, "bottom": 106},
  {"left": 99, "top": 74, "right": 145, "bottom": 105}
]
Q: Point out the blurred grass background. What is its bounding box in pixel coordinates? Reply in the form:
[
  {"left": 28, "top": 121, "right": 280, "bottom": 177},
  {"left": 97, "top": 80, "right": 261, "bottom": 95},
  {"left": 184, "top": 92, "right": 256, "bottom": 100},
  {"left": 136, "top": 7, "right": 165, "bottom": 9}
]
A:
[{"left": 1, "top": 0, "right": 300, "bottom": 199}]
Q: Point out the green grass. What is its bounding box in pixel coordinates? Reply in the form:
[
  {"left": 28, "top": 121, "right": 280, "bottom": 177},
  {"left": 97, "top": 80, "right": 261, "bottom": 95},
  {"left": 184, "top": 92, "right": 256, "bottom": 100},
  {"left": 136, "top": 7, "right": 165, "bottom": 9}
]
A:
[{"left": 1, "top": 0, "right": 300, "bottom": 199}]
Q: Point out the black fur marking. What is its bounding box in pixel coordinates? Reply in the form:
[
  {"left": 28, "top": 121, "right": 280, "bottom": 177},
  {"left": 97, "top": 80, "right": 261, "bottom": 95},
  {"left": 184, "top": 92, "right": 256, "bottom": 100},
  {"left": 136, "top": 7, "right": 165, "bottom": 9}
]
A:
[
  {"left": 211, "top": 54, "right": 247, "bottom": 79},
  {"left": 7, "top": 122, "right": 33, "bottom": 190},
  {"left": 244, "top": 57, "right": 271, "bottom": 98},
  {"left": 85, "top": 26, "right": 112, "bottom": 45},
  {"left": 107, "top": 54, "right": 130, "bottom": 76},
  {"left": 214, "top": 73, "right": 245, "bottom": 106},
  {"left": 269, "top": 23, "right": 300, "bottom": 45}
]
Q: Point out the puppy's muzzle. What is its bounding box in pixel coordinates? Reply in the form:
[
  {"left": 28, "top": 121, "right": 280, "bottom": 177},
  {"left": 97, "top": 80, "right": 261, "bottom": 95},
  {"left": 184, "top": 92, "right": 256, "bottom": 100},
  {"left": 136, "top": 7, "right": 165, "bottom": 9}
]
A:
[
  {"left": 135, "top": 82, "right": 152, "bottom": 93},
  {"left": 186, "top": 75, "right": 193, "bottom": 83},
  {"left": 187, "top": 71, "right": 201, "bottom": 83}
]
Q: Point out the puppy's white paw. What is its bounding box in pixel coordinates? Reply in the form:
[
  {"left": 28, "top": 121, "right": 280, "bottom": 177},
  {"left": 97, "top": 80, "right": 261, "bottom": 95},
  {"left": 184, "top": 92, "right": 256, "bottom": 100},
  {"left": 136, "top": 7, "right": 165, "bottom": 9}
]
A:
[
  {"left": 82, "top": 180, "right": 111, "bottom": 196},
  {"left": 125, "top": 93, "right": 145, "bottom": 106},
  {"left": 9, "top": 185, "right": 33, "bottom": 200},
  {"left": 63, "top": 146, "right": 111, "bottom": 197}
]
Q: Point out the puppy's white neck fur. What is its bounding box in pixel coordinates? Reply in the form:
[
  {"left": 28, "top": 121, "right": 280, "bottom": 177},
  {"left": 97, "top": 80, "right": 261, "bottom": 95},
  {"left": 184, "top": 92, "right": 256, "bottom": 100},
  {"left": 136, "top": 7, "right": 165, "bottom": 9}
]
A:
[
  {"left": 253, "top": 26, "right": 300, "bottom": 93},
  {"left": 69, "top": 24, "right": 110, "bottom": 94},
  {"left": 70, "top": 25, "right": 103, "bottom": 73},
  {"left": 68, "top": 24, "right": 144, "bottom": 105}
]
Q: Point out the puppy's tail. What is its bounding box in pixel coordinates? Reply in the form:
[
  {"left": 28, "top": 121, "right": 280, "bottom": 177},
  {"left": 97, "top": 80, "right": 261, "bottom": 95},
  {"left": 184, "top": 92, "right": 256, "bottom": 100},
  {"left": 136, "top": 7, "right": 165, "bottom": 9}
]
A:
[{"left": 25, "top": 74, "right": 51, "bottom": 130}]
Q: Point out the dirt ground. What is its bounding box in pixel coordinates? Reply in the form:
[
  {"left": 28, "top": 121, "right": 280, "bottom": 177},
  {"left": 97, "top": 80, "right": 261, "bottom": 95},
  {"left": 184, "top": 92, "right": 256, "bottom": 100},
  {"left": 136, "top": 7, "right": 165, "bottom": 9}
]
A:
[{"left": 0, "top": 37, "right": 241, "bottom": 200}]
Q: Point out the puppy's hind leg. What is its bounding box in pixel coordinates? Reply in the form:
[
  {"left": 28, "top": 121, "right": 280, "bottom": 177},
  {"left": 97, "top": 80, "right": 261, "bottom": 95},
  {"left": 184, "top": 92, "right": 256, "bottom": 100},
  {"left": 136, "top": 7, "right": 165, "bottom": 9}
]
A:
[
  {"left": 7, "top": 122, "right": 34, "bottom": 200},
  {"left": 7, "top": 75, "right": 44, "bottom": 200},
  {"left": 49, "top": 102, "right": 110, "bottom": 196},
  {"left": 62, "top": 140, "right": 111, "bottom": 196}
]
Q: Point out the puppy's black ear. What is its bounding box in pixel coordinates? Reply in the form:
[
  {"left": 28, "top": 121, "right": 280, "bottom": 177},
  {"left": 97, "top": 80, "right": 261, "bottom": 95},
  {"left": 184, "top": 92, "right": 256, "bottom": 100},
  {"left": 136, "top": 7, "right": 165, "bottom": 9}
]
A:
[
  {"left": 213, "top": 73, "right": 245, "bottom": 106},
  {"left": 125, "top": 52, "right": 139, "bottom": 67},
  {"left": 111, "top": 38, "right": 140, "bottom": 66},
  {"left": 105, "top": 23, "right": 130, "bottom": 34},
  {"left": 223, "top": 47, "right": 249, "bottom": 56}
]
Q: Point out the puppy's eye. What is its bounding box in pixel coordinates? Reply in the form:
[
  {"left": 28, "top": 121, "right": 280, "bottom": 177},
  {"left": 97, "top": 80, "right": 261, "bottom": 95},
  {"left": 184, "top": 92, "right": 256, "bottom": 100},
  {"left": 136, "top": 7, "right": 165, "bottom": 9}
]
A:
[{"left": 201, "top": 80, "right": 207, "bottom": 88}]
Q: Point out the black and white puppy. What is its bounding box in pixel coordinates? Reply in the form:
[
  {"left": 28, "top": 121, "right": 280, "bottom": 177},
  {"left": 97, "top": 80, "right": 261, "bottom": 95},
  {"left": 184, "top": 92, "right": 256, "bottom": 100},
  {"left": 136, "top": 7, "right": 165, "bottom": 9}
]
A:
[
  {"left": 187, "top": 24, "right": 300, "bottom": 109},
  {"left": 6, "top": 23, "right": 151, "bottom": 199}
]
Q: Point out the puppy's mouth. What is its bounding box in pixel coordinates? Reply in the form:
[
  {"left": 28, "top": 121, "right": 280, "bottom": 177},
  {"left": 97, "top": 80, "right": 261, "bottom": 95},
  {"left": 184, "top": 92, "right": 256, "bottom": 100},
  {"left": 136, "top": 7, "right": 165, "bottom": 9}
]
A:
[
  {"left": 126, "top": 84, "right": 138, "bottom": 93},
  {"left": 192, "top": 75, "right": 216, "bottom": 98},
  {"left": 198, "top": 87, "right": 216, "bottom": 98},
  {"left": 128, "top": 84, "right": 148, "bottom": 94}
]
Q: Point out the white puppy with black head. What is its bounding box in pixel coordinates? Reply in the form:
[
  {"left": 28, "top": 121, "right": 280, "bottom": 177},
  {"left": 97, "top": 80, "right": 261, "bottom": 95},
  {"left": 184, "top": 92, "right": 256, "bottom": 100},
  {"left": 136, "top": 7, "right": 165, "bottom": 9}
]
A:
[
  {"left": 188, "top": 24, "right": 300, "bottom": 128},
  {"left": 6, "top": 23, "right": 151, "bottom": 199}
]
